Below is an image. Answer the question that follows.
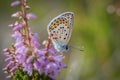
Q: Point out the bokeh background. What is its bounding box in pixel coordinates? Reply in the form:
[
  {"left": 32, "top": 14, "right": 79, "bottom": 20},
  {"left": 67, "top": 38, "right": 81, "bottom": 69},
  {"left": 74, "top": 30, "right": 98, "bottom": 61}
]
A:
[{"left": 0, "top": 0, "right": 120, "bottom": 80}]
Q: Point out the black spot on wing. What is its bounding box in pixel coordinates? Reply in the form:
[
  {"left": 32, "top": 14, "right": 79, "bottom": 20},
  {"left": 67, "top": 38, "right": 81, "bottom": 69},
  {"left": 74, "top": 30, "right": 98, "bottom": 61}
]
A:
[{"left": 64, "top": 37, "right": 66, "bottom": 40}]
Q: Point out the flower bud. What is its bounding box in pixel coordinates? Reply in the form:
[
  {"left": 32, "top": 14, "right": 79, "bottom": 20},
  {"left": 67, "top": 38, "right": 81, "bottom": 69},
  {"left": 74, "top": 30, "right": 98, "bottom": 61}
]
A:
[{"left": 11, "top": 1, "right": 20, "bottom": 7}]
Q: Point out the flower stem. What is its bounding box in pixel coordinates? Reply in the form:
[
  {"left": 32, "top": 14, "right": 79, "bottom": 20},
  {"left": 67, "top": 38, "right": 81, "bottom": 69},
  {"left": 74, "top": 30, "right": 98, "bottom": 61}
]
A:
[
  {"left": 21, "top": 0, "right": 31, "bottom": 44},
  {"left": 45, "top": 36, "right": 51, "bottom": 55}
]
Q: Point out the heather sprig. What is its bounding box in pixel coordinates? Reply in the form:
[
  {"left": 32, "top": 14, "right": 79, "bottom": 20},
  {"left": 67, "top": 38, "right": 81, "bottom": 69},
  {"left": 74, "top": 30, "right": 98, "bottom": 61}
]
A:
[{"left": 3, "top": 0, "right": 66, "bottom": 80}]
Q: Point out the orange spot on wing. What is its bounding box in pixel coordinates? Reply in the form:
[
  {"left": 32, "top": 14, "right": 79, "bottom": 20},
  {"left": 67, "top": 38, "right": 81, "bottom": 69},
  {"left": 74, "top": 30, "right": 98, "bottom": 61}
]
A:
[{"left": 52, "top": 36, "right": 58, "bottom": 39}]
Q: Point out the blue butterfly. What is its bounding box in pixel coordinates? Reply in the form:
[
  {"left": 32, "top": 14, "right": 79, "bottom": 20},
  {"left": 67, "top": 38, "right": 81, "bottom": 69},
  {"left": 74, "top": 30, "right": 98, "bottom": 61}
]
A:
[{"left": 47, "top": 12, "right": 74, "bottom": 53}]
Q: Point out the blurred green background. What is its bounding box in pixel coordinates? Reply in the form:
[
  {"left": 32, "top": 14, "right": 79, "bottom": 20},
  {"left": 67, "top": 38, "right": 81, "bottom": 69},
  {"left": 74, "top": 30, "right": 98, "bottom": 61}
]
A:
[{"left": 1, "top": 0, "right": 120, "bottom": 80}]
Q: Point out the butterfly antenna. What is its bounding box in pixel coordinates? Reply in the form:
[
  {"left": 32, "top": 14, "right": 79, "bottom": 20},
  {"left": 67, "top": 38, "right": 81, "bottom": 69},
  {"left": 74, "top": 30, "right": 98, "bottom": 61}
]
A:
[{"left": 70, "top": 46, "right": 84, "bottom": 51}]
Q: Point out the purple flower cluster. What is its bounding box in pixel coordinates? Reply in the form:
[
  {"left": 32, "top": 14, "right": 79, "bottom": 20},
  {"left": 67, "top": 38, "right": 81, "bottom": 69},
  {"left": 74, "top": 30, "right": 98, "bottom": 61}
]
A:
[{"left": 3, "top": 0, "right": 67, "bottom": 80}]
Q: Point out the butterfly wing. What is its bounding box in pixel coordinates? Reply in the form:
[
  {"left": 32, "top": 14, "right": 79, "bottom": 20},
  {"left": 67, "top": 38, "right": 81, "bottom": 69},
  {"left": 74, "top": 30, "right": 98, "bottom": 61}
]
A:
[{"left": 47, "top": 12, "right": 74, "bottom": 51}]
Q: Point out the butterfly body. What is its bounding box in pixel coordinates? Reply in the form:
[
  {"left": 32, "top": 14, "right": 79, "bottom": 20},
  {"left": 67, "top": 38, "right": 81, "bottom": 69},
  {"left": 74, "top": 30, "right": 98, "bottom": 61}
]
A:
[{"left": 47, "top": 12, "right": 74, "bottom": 53}]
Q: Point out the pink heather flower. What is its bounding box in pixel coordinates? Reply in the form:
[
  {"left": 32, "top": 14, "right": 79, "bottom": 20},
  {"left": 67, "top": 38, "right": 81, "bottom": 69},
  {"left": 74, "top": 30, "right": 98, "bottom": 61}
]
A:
[
  {"left": 16, "top": 46, "right": 28, "bottom": 54},
  {"left": 34, "top": 49, "right": 46, "bottom": 57},
  {"left": 6, "top": 61, "right": 14, "bottom": 68},
  {"left": 16, "top": 53, "right": 26, "bottom": 64},
  {"left": 45, "top": 55, "right": 67, "bottom": 79},
  {"left": 27, "top": 13, "right": 37, "bottom": 19},
  {"left": 45, "top": 62, "right": 58, "bottom": 80},
  {"left": 3, "top": 49, "right": 10, "bottom": 56},
  {"left": 3, "top": 67, "right": 7, "bottom": 72},
  {"left": 53, "top": 55, "right": 67, "bottom": 68},
  {"left": 14, "top": 41, "right": 24, "bottom": 48},
  {"left": 15, "top": 46, "right": 28, "bottom": 63},
  {"left": 4, "top": 0, "right": 67, "bottom": 79},
  {"left": 33, "top": 61, "right": 40, "bottom": 70},
  {"left": 5, "top": 57, "right": 12, "bottom": 62},
  {"left": 11, "top": 12, "right": 22, "bottom": 18},
  {"left": 11, "top": 1, "right": 20, "bottom": 7},
  {"left": 4, "top": 52, "right": 9, "bottom": 56},
  {"left": 11, "top": 31, "right": 22, "bottom": 42},
  {"left": 54, "top": 55, "right": 64, "bottom": 63},
  {"left": 6, "top": 74, "right": 13, "bottom": 79},
  {"left": 37, "top": 56, "right": 46, "bottom": 67},
  {"left": 33, "top": 61, "right": 43, "bottom": 75},
  {"left": 48, "top": 47, "right": 57, "bottom": 55},
  {"left": 10, "top": 66, "right": 18, "bottom": 73},
  {"left": 26, "top": 56, "right": 34, "bottom": 64},
  {"left": 26, "top": 5, "right": 30, "bottom": 9},
  {"left": 13, "top": 24, "right": 22, "bottom": 31},
  {"left": 23, "top": 63, "right": 33, "bottom": 76},
  {"left": 31, "top": 33, "right": 41, "bottom": 48}
]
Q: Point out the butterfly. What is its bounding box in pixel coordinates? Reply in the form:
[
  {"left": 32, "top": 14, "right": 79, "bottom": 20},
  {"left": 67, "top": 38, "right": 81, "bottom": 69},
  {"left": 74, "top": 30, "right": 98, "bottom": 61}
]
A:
[{"left": 47, "top": 12, "right": 74, "bottom": 53}]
